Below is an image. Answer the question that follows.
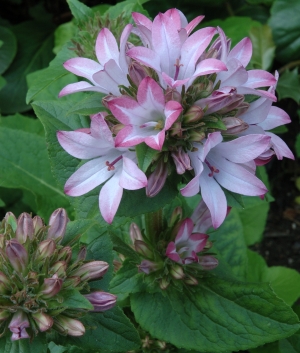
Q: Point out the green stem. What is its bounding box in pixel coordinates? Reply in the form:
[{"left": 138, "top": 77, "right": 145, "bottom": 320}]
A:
[{"left": 144, "top": 209, "right": 163, "bottom": 243}]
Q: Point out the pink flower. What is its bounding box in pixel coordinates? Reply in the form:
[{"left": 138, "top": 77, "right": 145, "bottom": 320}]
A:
[
  {"left": 128, "top": 9, "right": 227, "bottom": 89},
  {"left": 166, "top": 218, "right": 208, "bottom": 264},
  {"left": 108, "top": 77, "right": 182, "bottom": 150},
  {"left": 59, "top": 25, "right": 132, "bottom": 97},
  {"left": 181, "top": 132, "right": 271, "bottom": 228},
  {"left": 9, "top": 311, "right": 30, "bottom": 341},
  {"left": 57, "top": 113, "right": 147, "bottom": 223}
]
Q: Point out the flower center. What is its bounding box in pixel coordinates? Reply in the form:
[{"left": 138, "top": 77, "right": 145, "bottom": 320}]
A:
[
  {"left": 174, "top": 58, "right": 183, "bottom": 81},
  {"left": 105, "top": 155, "right": 123, "bottom": 171},
  {"left": 205, "top": 160, "right": 219, "bottom": 177},
  {"left": 154, "top": 120, "right": 164, "bottom": 130}
]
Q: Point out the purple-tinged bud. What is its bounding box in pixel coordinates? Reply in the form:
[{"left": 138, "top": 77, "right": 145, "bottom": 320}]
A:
[
  {"left": 72, "top": 261, "right": 109, "bottom": 282},
  {"left": 204, "top": 240, "right": 213, "bottom": 250},
  {"left": 40, "top": 274, "right": 63, "bottom": 298},
  {"left": 171, "top": 147, "right": 192, "bottom": 175},
  {"left": 32, "top": 216, "right": 44, "bottom": 233},
  {"left": 50, "top": 261, "right": 67, "bottom": 277},
  {"left": 77, "top": 246, "right": 87, "bottom": 262},
  {"left": 47, "top": 208, "right": 68, "bottom": 241},
  {"left": 165, "top": 87, "right": 182, "bottom": 103},
  {"left": 6, "top": 239, "right": 28, "bottom": 273},
  {"left": 146, "top": 159, "right": 168, "bottom": 197},
  {"left": 169, "top": 207, "right": 183, "bottom": 228},
  {"left": 135, "top": 240, "right": 153, "bottom": 259},
  {"left": 0, "top": 310, "right": 10, "bottom": 321},
  {"left": 183, "top": 105, "right": 204, "bottom": 124},
  {"left": 54, "top": 315, "right": 85, "bottom": 336},
  {"left": 129, "top": 222, "right": 143, "bottom": 244},
  {"left": 170, "top": 264, "right": 185, "bottom": 280},
  {"left": 9, "top": 310, "right": 30, "bottom": 341},
  {"left": 84, "top": 291, "right": 117, "bottom": 312},
  {"left": 159, "top": 277, "right": 170, "bottom": 290},
  {"left": 4, "top": 212, "right": 17, "bottom": 232},
  {"left": 138, "top": 260, "right": 160, "bottom": 274},
  {"left": 184, "top": 275, "right": 198, "bottom": 286},
  {"left": 57, "top": 246, "right": 72, "bottom": 263},
  {"left": 189, "top": 130, "right": 206, "bottom": 142},
  {"left": 128, "top": 61, "right": 148, "bottom": 86},
  {"left": 36, "top": 239, "right": 56, "bottom": 261},
  {"left": 27, "top": 271, "right": 39, "bottom": 287},
  {"left": 16, "top": 213, "right": 34, "bottom": 243},
  {"left": 223, "top": 117, "right": 249, "bottom": 135},
  {"left": 32, "top": 312, "right": 53, "bottom": 332},
  {"left": 0, "top": 271, "right": 10, "bottom": 293},
  {"left": 198, "top": 255, "right": 218, "bottom": 270}
]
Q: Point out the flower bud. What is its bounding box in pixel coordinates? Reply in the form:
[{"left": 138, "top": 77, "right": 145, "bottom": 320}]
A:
[
  {"left": 50, "top": 261, "right": 67, "bottom": 277},
  {"left": 171, "top": 147, "right": 192, "bottom": 175},
  {"left": 47, "top": 208, "right": 68, "bottom": 241},
  {"left": 72, "top": 261, "right": 109, "bottom": 282},
  {"left": 184, "top": 274, "right": 198, "bottom": 286},
  {"left": 128, "top": 61, "right": 148, "bottom": 86},
  {"left": 84, "top": 291, "right": 117, "bottom": 312},
  {"left": 170, "top": 121, "right": 183, "bottom": 137},
  {"left": 40, "top": 274, "right": 63, "bottom": 298},
  {"left": 146, "top": 159, "right": 168, "bottom": 197},
  {"left": 189, "top": 130, "right": 206, "bottom": 142},
  {"left": 63, "top": 276, "right": 81, "bottom": 289},
  {"left": 32, "top": 312, "right": 53, "bottom": 332},
  {"left": 36, "top": 239, "right": 56, "bottom": 261},
  {"left": 57, "top": 246, "right": 72, "bottom": 263},
  {"left": 170, "top": 264, "right": 185, "bottom": 280},
  {"left": 16, "top": 213, "right": 34, "bottom": 243},
  {"left": 222, "top": 117, "right": 249, "bottom": 135},
  {"left": 77, "top": 246, "right": 87, "bottom": 262},
  {"left": 183, "top": 105, "right": 204, "bottom": 124},
  {"left": 111, "top": 123, "right": 125, "bottom": 135},
  {"left": 6, "top": 239, "right": 28, "bottom": 274},
  {"left": 138, "top": 260, "right": 160, "bottom": 274},
  {"left": 129, "top": 222, "right": 143, "bottom": 244},
  {"left": 4, "top": 212, "right": 17, "bottom": 232},
  {"left": 9, "top": 310, "right": 30, "bottom": 341},
  {"left": 159, "top": 277, "right": 170, "bottom": 290},
  {"left": 54, "top": 315, "right": 85, "bottom": 336},
  {"left": 135, "top": 240, "right": 153, "bottom": 259},
  {"left": 198, "top": 255, "right": 218, "bottom": 270},
  {"left": 165, "top": 87, "right": 182, "bottom": 103},
  {"left": 169, "top": 207, "right": 183, "bottom": 228},
  {"left": 0, "top": 271, "right": 10, "bottom": 293},
  {"left": 32, "top": 216, "right": 44, "bottom": 233}
]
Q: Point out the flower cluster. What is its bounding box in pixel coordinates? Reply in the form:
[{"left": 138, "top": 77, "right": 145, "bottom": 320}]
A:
[
  {"left": 127, "top": 200, "right": 218, "bottom": 290},
  {"left": 58, "top": 8, "right": 293, "bottom": 226},
  {"left": 0, "top": 209, "right": 116, "bottom": 341}
]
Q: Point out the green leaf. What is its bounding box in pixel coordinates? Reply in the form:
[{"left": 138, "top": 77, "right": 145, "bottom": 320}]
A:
[
  {"left": 64, "top": 307, "right": 141, "bottom": 352},
  {"left": 0, "top": 198, "right": 5, "bottom": 207},
  {"left": 249, "top": 24, "right": 275, "bottom": 70},
  {"left": 295, "top": 133, "right": 300, "bottom": 158},
  {"left": 277, "top": 70, "right": 300, "bottom": 103},
  {"left": 109, "top": 232, "right": 141, "bottom": 263},
  {"left": 279, "top": 331, "right": 300, "bottom": 353},
  {"left": 131, "top": 278, "right": 300, "bottom": 352},
  {"left": 135, "top": 143, "right": 159, "bottom": 173},
  {"left": 269, "top": 0, "right": 300, "bottom": 63},
  {"left": 0, "top": 334, "right": 47, "bottom": 353},
  {"left": 60, "top": 289, "right": 94, "bottom": 310},
  {"left": 249, "top": 341, "right": 280, "bottom": 353},
  {"left": 105, "top": 0, "right": 149, "bottom": 19},
  {"left": 67, "top": 0, "right": 94, "bottom": 22},
  {"left": 53, "top": 22, "right": 77, "bottom": 55},
  {"left": 0, "top": 21, "right": 54, "bottom": 114},
  {"left": 0, "top": 75, "right": 6, "bottom": 90},
  {"left": 66, "top": 92, "right": 105, "bottom": 116},
  {"left": 0, "top": 26, "right": 17, "bottom": 74},
  {"left": 0, "top": 115, "right": 71, "bottom": 220}
]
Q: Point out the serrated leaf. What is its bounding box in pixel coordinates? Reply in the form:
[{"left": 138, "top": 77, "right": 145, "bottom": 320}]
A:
[
  {"left": 0, "top": 26, "right": 17, "bottom": 74},
  {"left": 67, "top": 0, "right": 94, "bottom": 22},
  {"left": 135, "top": 143, "right": 159, "bottom": 172},
  {"left": 269, "top": 0, "right": 300, "bottom": 63},
  {"left": 60, "top": 289, "right": 94, "bottom": 310},
  {"left": 53, "top": 22, "right": 77, "bottom": 55},
  {"left": 132, "top": 278, "right": 300, "bottom": 352},
  {"left": 277, "top": 70, "right": 300, "bottom": 103}
]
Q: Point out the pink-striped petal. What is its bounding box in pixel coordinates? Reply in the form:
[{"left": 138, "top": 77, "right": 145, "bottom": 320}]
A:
[
  {"left": 227, "top": 37, "right": 252, "bottom": 67},
  {"left": 218, "top": 59, "right": 248, "bottom": 87},
  {"left": 237, "top": 87, "right": 277, "bottom": 101},
  {"left": 137, "top": 77, "right": 165, "bottom": 112},
  {"left": 164, "top": 9, "right": 185, "bottom": 30},
  {"left": 144, "top": 130, "right": 165, "bottom": 150},
  {"left": 266, "top": 132, "right": 294, "bottom": 160},
  {"left": 119, "top": 156, "right": 147, "bottom": 190},
  {"left": 58, "top": 82, "right": 108, "bottom": 97},
  {"left": 259, "top": 106, "right": 291, "bottom": 130},
  {"left": 119, "top": 24, "right": 133, "bottom": 73},
  {"left": 115, "top": 125, "right": 145, "bottom": 147},
  {"left": 127, "top": 46, "right": 162, "bottom": 72},
  {"left": 166, "top": 242, "right": 181, "bottom": 262},
  {"left": 244, "top": 70, "right": 276, "bottom": 89},
  {"left": 108, "top": 96, "right": 146, "bottom": 125},
  {"left": 185, "top": 16, "right": 205, "bottom": 35},
  {"left": 63, "top": 58, "right": 103, "bottom": 82},
  {"left": 164, "top": 101, "right": 182, "bottom": 130},
  {"left": 132, "top": 12, "right": 152, "bottom": 29},
  {"left": 175, "top": 218, "right": 194, "bottom": 243},
  {"left": 193, "top": 58, "right": 227, "bottom": 79},
  {"left": 200, "top": 132, "right": 223, "bottom": 161},
  {"left": 90, "top": 113, "right": 114, "bottom": 144},
  {"left": 95, "top": 28, "right": 119, "bottom": 65}
]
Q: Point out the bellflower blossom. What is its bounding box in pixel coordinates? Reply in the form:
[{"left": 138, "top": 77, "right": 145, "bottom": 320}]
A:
[{"left": 57, "top": 113, "right": 147, "bottom": 223}]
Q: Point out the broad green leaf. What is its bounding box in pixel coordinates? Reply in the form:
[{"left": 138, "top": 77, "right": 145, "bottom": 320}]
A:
[
  {"left": 295, "top": 134, "right": 300, "bottom": 158},
  {"left": 0, "top": 334, "right": 47, "bottom": 353},
  {"left": 250, "top": 341, "right": 280, "bottom": 353},
  {"left": 135, "top": 143, "right": 159, "bottom": 173},
  {"left": 0, "top": 198, "right": 5, "bottom": 207},
  {"left": 59, "top": 289, "right": 94, "bottom": 310},
  {"left": 67, "top": 0, "right": 94, "bottom": 22},
  {"left": 109, "top": 232, "right": 141, "bottom": 263},
  {"left": 0, "top": 75, "right": 6, "bottom": 90},
  {"left": 279, "top": 332, "right": 300, "bottom": 353},
  {"left": 0, "top": 115, "right": 71, "bottom": 220},
  {"left": 269, "top": 0, "right": 300, "bottom": 63},
  {"left": 0, "top": 26, "right": 17, "bottom": 74},
  {"left": 277, "top": 70, "right": 300, "bottom": 103},
  {"left": 0, "top": 21, "right": 54, "bottom": 113},
  {"left": 105, "top": 0, "right": 149, "bottom": 19},
  {"left": 48, "top": 342, "right": 83, "bottom": 353},
  {"left": 66, "top": 92, "right": 105, "bottom": 116},
  {"left": 63, "top": 307, "right": 141, "bottom": 352},
  {"left": 131, "top": 278, "right": 300, "bottom": 352},
  {"left": 53, "top": 22, "right": 77, "bottom": 55},
  {"left": 0, "top": 113, "right": 44, "bottom": 136},
  {"left": 249, "top": 24, "right": 275, "bottom": 70}
]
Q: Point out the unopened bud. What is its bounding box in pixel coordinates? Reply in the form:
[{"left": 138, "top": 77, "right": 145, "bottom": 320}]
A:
[
  {"left": 84, "top": 291, "right": 117, "bottom": 312},
  {"left": 16, "top": 213, "right": 34, "bottom": 243},
  {"left": 129, "top": 222, "right": 143, "bottom": 244},
  {"left": 63, "top": 276, "right": 81, "bottom": 288},
  {"left": 159, "top": 277, "right": 170, "bottom": 290},
  {"left": 54, "top": 315, "right": 85, "bottom": 336},
  {"left": 184, "top": 274, "right": 198, "bottom": 286},
  {"left": 165, "top": 88, "right": 182, "bottom": 103},
  {"left": 146, "top": 159, "right": 168, "bottom": 197},
  {"left": 6, "top": 239, "right": 28, "bottom": 274},
  {"left": 36, "top": 239, "right": 56, "bottom": 261},
  {"left": 72, "top": 261, "right": 109, "bottom": 282},
  {"left": 171, "top": 147, "right": 192, "bottom": 175},
  {"left": 198, "top": 255, "right": 218, "bottom": 270},
  {"left": 47, "top": 208, "right": 68, "bottom": 241},
  {"left": 138, "top": 260, "right": 160, "bottom": 274},
  {"left": 170, "top": 264, "right": 185, "bottom": 280},
  {"left": 223, "top": 117, "right": 249, "bottom": 135},
  {"left": 0, "top": 234, "right": 4, "bottom": 248},
  {"left": 9, "top": 310, "right": 30, "bottom": 341},
  {"left": 32, "top": 312, "right": 53, "bottom": 332},
  {"left": 189, "top": 130, "right": 206, "bottom": 142},
  {"left": 57, "top": 246, "right": 72, "bottom": 263},
  {"left": 4, "top": 212, "right": 17, "bottom": 232},
  {"left": 170, "top": 121, "right": 183, "bottom": 137},
  {"left": 135, "top": 240, "right": 153, "bottom": 259},
  {"left": 32, "top": 216, "right": 44, "bottom": 233},
  {"left": 50, "top": 261, "right": 67, "bottom": 277},
  {"left": 128, "top": 61, "right": 148, "bottom": 86},
  {"left": 169, "top": 207, "right": 183, "bottom": 228},
  {"left": 77, "top": 246, "right": 87, "bottom": 262},
  {"left": 183, "top": 105, "right": 204, "bottom": 124},
  {"left": 102, "top": 95, "right": 114, "bottom": 109},
  {"left": 40, "top": 274, "right": 63, "bottom": 298},
  {"left": 111, "top": 123, "right": 125, "bottom": 135}
]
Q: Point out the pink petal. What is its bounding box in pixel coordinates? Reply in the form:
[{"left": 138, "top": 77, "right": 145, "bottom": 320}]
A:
[
  {"left": 259, "top": 106, "right": 291, "bottom": 130},
  {"left": 108, "top": 96, "right": 146, "bottom": 125},
  {"left": 200, "top": 132, "right": 223, "bottom": 161},
  {"left": 95, "top": 28, "right": 119, "bottom": 65},
  {"left": 227, "top": 37, "right": 252, "bottom": 67},
  {"left": 90, "top": 113, "right": 114, "bottom": 144},
  {"left": 115, "top": 125, "right": 145, "bottom": 147},
  {"left": 240, "top": 96, "right": 271, "bottom": 125},
  {"left": 119, "top": 156, "right": 147, "bottom": 190},
  {"left": 119, "top": 24, "right": 133, "bottom": 73},
  {"left": 137, "top": 77, "right": 165, "bottom": 111},
  {"left": 185, "top": 16, "right": 205, "bottom": 35},
  {"left": 237, "top": 86, "right": 277, "bottom": 101},
  {"left": 244, "top": 70, "right": 277, "bottom": 89},
  {"left": 193, "top": 58, "right": 227, "bottom": 79},
  {"left": 175, "top": 218, "right": 194, "bottom": 243},
  {"left": 189, "top": 233, "right": 208, "bottom": 252},
  {"left": 180, "top": 153, "right": 204, "bottom": 197},
  {"left": 166, "top": 242, "right": 181, "bottom": 263},
  {"left": 144, "top": 130, "right": 165, "bottom": 150},
  {"left": 127, "top": 47, "right": 162, "bottom": 73},
  {"left": 63, "top": 58, "right": 103, "bottom": 82},
  {"left": 132, "top": 12, "right": 152, "bottom": 30},
  {"left": 164, "top": 101, "right": 182, "bottom": 130},
  {"left": 218, "top": 59, "right": 248, "bottom": 87},
  {"left": 161, "top": 72, "right": 190, "bottom": 88},
  {"left": 164, "top": 9, "right": 186, "bottom": 30},
  {"left": 59, "top": 82, "right": 107, "bottom": 97},
  {"left": 266, "top": 132, "right": 294, "bottom": 160}
]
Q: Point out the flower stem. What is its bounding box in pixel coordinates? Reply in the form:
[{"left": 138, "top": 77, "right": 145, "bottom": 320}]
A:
[{"left": 145, "top": 209, "right": 163, "bottom": 243}]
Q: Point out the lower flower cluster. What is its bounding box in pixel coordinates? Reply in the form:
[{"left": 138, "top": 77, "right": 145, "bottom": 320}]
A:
[{"left": 0, "top": 209, "right": 116, "bottom": 341}]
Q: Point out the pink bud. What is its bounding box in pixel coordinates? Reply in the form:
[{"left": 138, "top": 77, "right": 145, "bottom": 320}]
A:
[
  {"left": 9, "top": 310, "right": 30, "bottom": 341},
  {"left": 32, "top": 216, "right": 44, "bottom": 233},
  {"left": 135, "top": 240, "right": 153, "bottom": 259},
  {"left": 171, "top": 147, "right": 192, "bottom": 175},
  {"left": 198, "top": 255, "right": 218, "bottom": 270},
  {"left": 16, "top": 213, "right": 34, "bottom": 243},
  {"left": 128, "top": 61, "right": 148, "bottom": 86},
  {"left": 72, "top": 261, "right": 109, "bottom": 282},
  {"left": 47, "top": 208, "right": 68, "bottom": 241},
  {"left": 4, "top": 212, "right": 17, "bottom": 232},
  {"left": 84, "top": 291, "right": 117, "bottom": 312},
  {"left": 165, "top": 87, "right": 182, "bottom": 103},
  {"left": 5, "top": 239, "right": 28, "bottom": 274},
  {"left": 57, "top": 246, "right": 72, "bottom": 263},
  {"left": 40, "top": 274, "right": 63, "bottom": 298},
  {"left": 36, "top": 239, "right": 56, "bottom": 261},
  {"left": 54, "top": 315, "right": 85, "bottom": 336},
  {"left": 183, "top": 105, "right": 204, "bottom": 124},
  {"left": 138, "top": 260, "right": 160, "bottom": 274},
  {"left": 222, "top": 117, "right": 249, "bottom": 135},
  {"left": 129, "top": 223, "right": 143, "bottom": 244},
  {"left": 77, "top": 246, "right": 87, "bottom": 262},
  {"left": 146, "top": 159, "right": 168, "bottom": 197},
  {"left": 32, "top": 312, "right": 53, "bottom": 332}
]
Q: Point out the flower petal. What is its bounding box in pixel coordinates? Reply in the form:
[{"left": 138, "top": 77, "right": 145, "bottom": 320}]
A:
[
  {"left": 266, "top": 132, "right": 294, "bottom": 160},
  {"left": 63, "top": 58, "right": 103, "bottom": 83},
  {"left": 164, "top": 100, "right": 182, "bottom": 130},
  {"left": 259, "top": 106, "right": 291, "bottom": 130},
  {"left": 137, "top": 77, "right": 165, "bottom": 112},
  {"left": 227, "top": 37, "right": 252, "bottom": 67},
  {"left": 59, "top": 82, "right": 107, "bottom": 97},
  {"left": 95, "top": 28, "right": 119, "bottom": 65},
  {"left": 119, "top": 156, "right": 147, "bottom": 190}
]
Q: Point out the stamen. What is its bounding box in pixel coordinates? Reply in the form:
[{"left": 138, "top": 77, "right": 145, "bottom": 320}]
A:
[
  {"left": 174, "top": 58, "right": 183, "bottom": 81},
  {"left": 205, "top": 160, "right": 219, "bottom": 177},
  {"left": 105, "top": 155, "right": 123, "bottom": 171}
]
